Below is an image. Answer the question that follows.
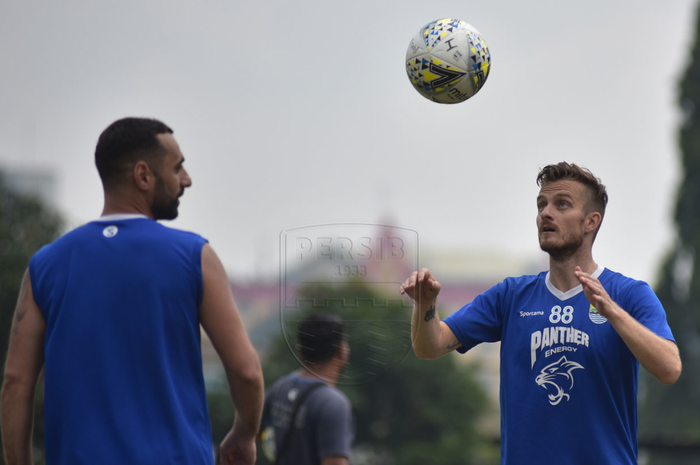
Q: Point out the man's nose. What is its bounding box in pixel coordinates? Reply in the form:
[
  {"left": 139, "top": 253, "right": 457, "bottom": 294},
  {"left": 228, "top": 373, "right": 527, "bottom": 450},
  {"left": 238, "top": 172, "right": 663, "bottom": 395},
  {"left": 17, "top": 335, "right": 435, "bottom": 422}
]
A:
[
  {"left": 181, "top": 168, "right": 192, "bottom": 188},
  {"left": 539, "top": 204, "right": 554, "bottom": 219}
]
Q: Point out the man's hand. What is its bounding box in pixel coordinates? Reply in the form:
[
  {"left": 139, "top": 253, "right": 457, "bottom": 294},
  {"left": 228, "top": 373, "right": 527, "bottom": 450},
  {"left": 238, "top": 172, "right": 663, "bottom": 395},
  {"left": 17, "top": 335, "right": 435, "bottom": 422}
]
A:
[
  {"left": 219, "top": 427, "right": 256, "bottom": 465},
  {"left": 574, "top": 266, "right": 619, "bottom": 318},
  {"left": 401, "top": 268, "right": 459, "bottom": 359},
  {"left": 574, "top": 266, "right": 681, "bottom": 385},
  {"left": 400, "top": 268, "right": 442, "bottom": 308}
]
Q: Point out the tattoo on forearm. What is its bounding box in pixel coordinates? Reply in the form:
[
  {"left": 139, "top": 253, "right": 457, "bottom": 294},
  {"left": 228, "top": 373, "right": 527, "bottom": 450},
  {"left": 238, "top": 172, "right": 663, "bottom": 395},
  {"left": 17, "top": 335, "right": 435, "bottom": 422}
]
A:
[
  {"left": 446, "top": 340, "right": 461, "bottom": 350},
  {"left": 424, "top": 305, "right": 436, "bottom": 322}
]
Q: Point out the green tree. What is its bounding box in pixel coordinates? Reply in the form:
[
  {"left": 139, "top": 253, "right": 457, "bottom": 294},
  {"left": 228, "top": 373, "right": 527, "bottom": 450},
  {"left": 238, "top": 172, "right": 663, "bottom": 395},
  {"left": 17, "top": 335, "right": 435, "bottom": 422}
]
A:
[
  {"left": 0, "top": 176, "right": 63, "bottom": 464},
  {"left": 639, "top": 3, "right": 700, "bottom": 463},
  {"left": 255, "top": 279, "right": 498, "bottom": 465}
]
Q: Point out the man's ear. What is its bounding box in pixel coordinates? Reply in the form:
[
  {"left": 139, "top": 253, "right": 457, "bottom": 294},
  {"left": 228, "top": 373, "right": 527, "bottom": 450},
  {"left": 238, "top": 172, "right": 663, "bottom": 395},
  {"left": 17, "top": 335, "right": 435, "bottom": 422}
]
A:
[
  {"left": 133, "top": 161, "right": 155, "bottom": 191},
  {"left": 584, "top": 211, "right": 602, "bottom": 234},
  {"left": 338, "top": 340, "right": 350, "bottom": 364}
]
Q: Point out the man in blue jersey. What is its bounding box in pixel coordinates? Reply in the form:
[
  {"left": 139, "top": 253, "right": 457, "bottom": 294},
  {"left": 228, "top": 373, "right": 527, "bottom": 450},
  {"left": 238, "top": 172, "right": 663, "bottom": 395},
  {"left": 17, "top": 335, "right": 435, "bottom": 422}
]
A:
[
  {"left": 1, "top": 117, "right": 264, "bottom": 465},
  {"left": 259, "top": 313, "right": 354, "bottom": 465},
  {"left": 400, "top": 162, "right": 682, "bottom": 464}
]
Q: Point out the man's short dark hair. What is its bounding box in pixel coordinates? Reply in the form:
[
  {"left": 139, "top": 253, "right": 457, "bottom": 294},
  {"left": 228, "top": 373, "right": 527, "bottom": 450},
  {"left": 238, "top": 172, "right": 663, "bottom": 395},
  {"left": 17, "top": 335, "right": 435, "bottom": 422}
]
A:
[
  {"left": 537, "top": 162, "right": 608, "bottom": 218},
  {"left": 95, "top": 117, "right": 173, "bottom": 189},
  {"left": 297, "top": 313, "right": 345, "bottom": 365}
]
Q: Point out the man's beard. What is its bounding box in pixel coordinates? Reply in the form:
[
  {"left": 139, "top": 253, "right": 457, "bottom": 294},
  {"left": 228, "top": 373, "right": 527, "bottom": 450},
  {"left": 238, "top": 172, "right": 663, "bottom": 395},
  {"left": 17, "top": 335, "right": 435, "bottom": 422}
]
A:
[
  {"left": 151, "top": 176, "right": 180, "bottom": 220},
  {"left": 539, "top": 226, "right": 584, "bottom": 260}
]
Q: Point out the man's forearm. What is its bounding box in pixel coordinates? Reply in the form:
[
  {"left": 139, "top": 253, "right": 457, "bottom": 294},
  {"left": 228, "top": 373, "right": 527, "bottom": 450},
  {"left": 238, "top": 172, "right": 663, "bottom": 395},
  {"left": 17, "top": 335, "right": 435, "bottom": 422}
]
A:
[
  {"left": 411, "top": 299, "right": 444, "bottom": 359},
  {"left": 576, "top": 269, "right": 682, "bottom": 385},
  {"left": 227, "top": 362, "right": 264, "bottom": 437},
  {"left": 1, "top": 380, "right": 35, "bottom": 465},
  {"left": 607, "top": 304, "right": 681, "bottom": 384}
]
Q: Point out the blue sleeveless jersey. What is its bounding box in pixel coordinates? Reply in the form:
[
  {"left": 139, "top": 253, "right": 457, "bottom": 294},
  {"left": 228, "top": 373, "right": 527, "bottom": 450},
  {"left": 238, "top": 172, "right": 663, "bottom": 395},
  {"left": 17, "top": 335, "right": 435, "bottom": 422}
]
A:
[
  {"left": 443, "top": 266, "right": 675, "bottom": 465},
  {"left": 29, "top": 217, "right": 213, "bottom": 465}
]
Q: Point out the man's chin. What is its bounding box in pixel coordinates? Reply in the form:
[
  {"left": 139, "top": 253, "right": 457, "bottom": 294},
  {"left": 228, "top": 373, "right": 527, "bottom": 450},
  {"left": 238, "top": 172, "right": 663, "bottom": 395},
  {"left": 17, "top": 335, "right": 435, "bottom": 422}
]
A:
[
  {"left": 539, "top": 238, "right": 555, "bottom": 253},
  {"left": 152, "top": 206, "right": 179, "bottom": 221},
  {"left": 539, "top": 241, "right": 582, "bottom": 260}
]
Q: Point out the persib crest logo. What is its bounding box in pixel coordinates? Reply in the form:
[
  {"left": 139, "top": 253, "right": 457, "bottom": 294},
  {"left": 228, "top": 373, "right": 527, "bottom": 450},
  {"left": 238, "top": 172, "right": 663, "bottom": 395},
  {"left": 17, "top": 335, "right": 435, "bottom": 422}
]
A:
[
  {"left": 588, "top": 304, "right": 608, "bottom": 324},
  {"left": 280, "top": 224, "right": 418, "bottom": 385}
]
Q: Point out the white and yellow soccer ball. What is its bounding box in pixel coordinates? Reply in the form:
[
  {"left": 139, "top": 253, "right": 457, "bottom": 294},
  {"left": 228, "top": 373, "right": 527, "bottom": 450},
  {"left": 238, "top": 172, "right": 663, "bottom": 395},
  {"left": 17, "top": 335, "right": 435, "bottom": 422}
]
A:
[{"left": 405, "top": 18, "right": 491, "bottom": 104}]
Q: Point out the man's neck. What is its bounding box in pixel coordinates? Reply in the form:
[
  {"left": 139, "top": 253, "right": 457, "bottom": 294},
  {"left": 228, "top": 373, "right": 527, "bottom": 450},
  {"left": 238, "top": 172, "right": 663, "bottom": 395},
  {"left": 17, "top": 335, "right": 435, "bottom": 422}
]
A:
[
  {"left": 102, "top": 194, "right": 153, "bottom": 219},
  {"left": 295, "top": 366, "right": 340, "bottom": 387},
  {"left": 548, "top": 250, "right": 597, "bottom": 293}
]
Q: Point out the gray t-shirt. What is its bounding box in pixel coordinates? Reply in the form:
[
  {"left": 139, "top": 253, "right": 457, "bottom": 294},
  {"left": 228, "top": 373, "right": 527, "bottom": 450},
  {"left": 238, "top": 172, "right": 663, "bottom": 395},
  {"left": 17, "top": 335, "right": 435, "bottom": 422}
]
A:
[{"left": 261, "top": 372, "right": 353, "bottom": 465}]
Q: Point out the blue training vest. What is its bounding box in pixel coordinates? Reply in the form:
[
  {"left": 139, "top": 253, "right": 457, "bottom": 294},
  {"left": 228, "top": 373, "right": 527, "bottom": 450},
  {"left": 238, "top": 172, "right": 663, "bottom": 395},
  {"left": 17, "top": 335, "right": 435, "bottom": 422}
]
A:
[{"left": 30, "top": 217, "right": 213, "bottom": 465}]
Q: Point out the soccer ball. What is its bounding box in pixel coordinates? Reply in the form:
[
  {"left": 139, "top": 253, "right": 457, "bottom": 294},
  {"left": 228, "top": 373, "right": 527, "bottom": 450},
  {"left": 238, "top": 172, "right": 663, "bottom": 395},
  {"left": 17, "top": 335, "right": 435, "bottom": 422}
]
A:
[{"left": 405, "top": 18, "right": 491, "bottom": 104}]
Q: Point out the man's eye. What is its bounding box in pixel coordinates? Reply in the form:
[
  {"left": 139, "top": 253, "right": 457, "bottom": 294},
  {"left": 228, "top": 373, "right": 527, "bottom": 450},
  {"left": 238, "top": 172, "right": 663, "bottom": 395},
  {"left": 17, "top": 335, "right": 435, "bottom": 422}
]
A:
[{"left": 559, "top": 202, "right": 568, "bottom": 208}]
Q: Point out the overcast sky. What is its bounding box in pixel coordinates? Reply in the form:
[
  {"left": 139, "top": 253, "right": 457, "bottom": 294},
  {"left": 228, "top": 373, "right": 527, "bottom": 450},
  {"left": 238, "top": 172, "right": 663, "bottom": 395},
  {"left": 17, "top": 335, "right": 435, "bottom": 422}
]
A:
[{"left": 1, "top": 0, "right": 697, "bottom": 284}]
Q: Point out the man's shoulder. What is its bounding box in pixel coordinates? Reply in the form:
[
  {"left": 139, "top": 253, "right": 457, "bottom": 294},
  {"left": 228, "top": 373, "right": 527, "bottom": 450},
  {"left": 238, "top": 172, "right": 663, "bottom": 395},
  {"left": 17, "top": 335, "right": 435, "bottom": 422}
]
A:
[
  {"left": 31, "top": 220, "right": 207, "bottom": 269},
  {"left": 304, "top": 384, "right": 351, "bottom": 426},
  {"left": 266, "top": 372, "right": 297, "bottom": 395},
  {"left": 266, "top": 373, "right": 347, "bottom": 407},
  {"left": 599, "top": 268, "right": 655, "bottom": 304},
  {"left": 600, "top": 267, "right": 641, "bottom": 283},
  {"left": 495, "top": 272, "right": 548, "bottom": 294},
  {"left": 122, "top": 220, "right": 207, "bottom": 245},
  {"left": 73, "top": 219, "right": 206, "bottom": 245},
  {"left": 266, "top": 373, "right": 317, "bottom": 401},
  {"left": 31, "top": 222, "right": 95, "bottom": 261},
  {"left": 600, "top": 268, "right": 649, "bottom": 291},
  {"left": 312, "top": 384, "right": 349, "bottom": 407},
  {"left": 154, "top": 222, "right": 206, "bottom": 241},
  {"left": 503, "top": 271, "right": 547, "bottom": 285}
]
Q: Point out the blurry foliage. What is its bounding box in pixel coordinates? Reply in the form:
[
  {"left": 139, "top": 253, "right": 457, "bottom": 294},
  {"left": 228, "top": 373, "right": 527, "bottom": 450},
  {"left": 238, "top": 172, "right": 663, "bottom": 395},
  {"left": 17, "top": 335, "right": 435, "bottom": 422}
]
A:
[
  {"left": 0, "top": 176, "right": 63, "bottom": 464},
  {"left": 639, "top": 4, "right": 700, "bottom": 464},
  {"left": 247, "top": 279, "right": 498, "bottom": 465}
]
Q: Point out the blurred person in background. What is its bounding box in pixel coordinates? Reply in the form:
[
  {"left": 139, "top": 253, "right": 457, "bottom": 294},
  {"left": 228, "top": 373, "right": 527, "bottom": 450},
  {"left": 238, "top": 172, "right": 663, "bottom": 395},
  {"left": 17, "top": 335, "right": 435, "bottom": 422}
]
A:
[
  {"left": 259, "top": 313, "right": 353, "bottom": 465},
  {"left": 1, "top": 117, "right": 264, "bottom": 465},
  {"left": 401, "top": 162, "right": 681, "bottom": 465}
]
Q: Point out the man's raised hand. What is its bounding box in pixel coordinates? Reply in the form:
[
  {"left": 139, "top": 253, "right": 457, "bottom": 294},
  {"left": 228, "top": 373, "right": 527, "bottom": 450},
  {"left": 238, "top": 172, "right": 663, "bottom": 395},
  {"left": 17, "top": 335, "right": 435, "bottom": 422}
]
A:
[{"left": 400, "top": 268, "right": 441, "bottom": 306}]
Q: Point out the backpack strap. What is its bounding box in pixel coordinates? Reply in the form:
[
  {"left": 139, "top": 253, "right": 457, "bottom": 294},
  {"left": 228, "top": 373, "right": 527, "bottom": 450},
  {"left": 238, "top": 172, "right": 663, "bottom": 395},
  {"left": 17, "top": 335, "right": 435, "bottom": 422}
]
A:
[{"left": 275, "top": 381, "right": 326, "bottom": 465}]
